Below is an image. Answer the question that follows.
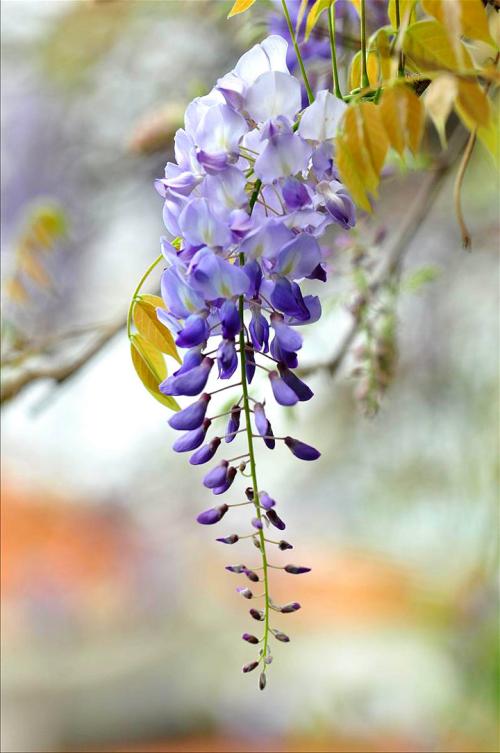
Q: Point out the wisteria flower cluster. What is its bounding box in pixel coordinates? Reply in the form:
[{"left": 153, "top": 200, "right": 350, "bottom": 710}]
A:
[{"left": 153, "top": 34, "right": 354, "bottom": 689}]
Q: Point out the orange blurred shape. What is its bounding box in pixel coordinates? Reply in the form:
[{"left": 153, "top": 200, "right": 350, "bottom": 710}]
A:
[{"left": 1, "top": 476, "right": 139, "bottom": 600}]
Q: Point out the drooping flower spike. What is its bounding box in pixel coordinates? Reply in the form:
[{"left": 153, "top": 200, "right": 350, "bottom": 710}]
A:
[{"left": 145, "top": 31, "right": 356, "bottom": 690}]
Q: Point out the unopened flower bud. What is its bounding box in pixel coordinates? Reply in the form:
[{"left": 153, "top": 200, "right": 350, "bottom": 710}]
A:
[
  {"left": 245, "top": 487, "right": 254, "bottom": 501},
  {"left": 244, "top": 569, "right": 260, "bottom": 583},
  {"left": 196, "top": 504, "right": 228, "bottom": 525},
  {"left": 264, "top": 655, "right": 273, "bottom": 665},
  {"left": 259, "top": 672, "right": 267, "bottom": 690},
  {"left": 216, "top": 534, "right": 239, "bottom": 544},
  {"left": 252, "top": 536, "right": 261, "bottom": 550},
  {"left": 278, "top": 540, "right": 293, "bottom": 550},
  {"left": 250, "top": 608, "right": 264, "bottom": 621},
  {"left": 252, "top": 517, "right": 263, "bottom": 530},
  {"left": 284, "top": 564, "right": 311, "bottom": 574},
  {"left": 280, "top": 602, "right": 301, "bottom": 613},
  {"left": 203, "top": 460, "right": 229, "bottom": 489},
  {"left": 237, "top": 587, "right": 253, "bottom": 599},
  {"left": 284, "top": 436, "right": 321, "bottom": 461},
  {"left": 225, "top": 564, "right": 246, "bottom": 574},
  {"left": 242, "top": 661, "right": 259, "bottom": 673},
  {"left": 272, "top": 630, "right": 290, "bottom": 643},
  {"left": 242, "top": 633, "right": 259, "bottom": 644},
  {"left": 213, "top": 465, "right": 237, "bottom": 495},
  {"left": 266, "top": 508, "right": 286, "bottom": 530}
]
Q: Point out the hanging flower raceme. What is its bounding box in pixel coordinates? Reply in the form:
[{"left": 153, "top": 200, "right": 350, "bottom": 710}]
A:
[{"left": 149, "top": 33, "right": 355, "bottom": 689}]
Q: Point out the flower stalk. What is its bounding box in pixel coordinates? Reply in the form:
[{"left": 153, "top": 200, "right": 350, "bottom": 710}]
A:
[
  {"left": 328, "top": 2, "right": 343, "bottom": 100},
  {"left": 281, "top": 0, "right": 314, "bottom": 104}
]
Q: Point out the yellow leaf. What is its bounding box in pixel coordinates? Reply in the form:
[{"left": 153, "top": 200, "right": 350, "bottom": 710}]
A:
[
  {"left": 455, "top": 78, "right": 492, "bottom": 129},
  {"left": 424, "top": 74, "right": 458, "bottom": 147},
  {"left": 133, "top": 299, "right": 181, "bottom": 362},
  {"left": 380, "top": 84, "right": 424, "bottom": 156},
  {"left": 335, "top": 133, "right": 372, "bottom": 212},
  {"left": 350, "top": 30, "right": 394, "bottom": 90},
  {"left": 388, "top": 0, "right": 416, "bottom": 30},
  {"left": 359, "top": 102, "right": 389, "bottom": 175},
  {"left": 380, "top": 86, "right": 406, "bottom": 155},
  {"left": 476, "top": 105, "right": 500, "bottom": 166},
  {"left": 19, "top": 251, "right": 52, "bottom": 289},
  {"left": 305, "top": 0, "right": 333, "bottom": 42},
  {"left": 421, "top": 0, "right": 494, "bottom": 46},
  {"left": 130, "top": 335, "right": 179, "bottom": 411},
  {"left": 403, "top": 19, "right": 474, "bottom": 72},
  {"left": 343, "top": 107, "right": 378, "bottom": 194},
  {"left": 227, "top": 0, "right": 256, "bottom": 18},
  {"left": 4, "top": 277, "right": 28, "bottom": 304},
  {"left": 140, "top": 294, "right": 166, "bottom": 309}
]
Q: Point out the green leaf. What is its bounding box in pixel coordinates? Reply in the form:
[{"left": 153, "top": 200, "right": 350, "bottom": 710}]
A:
[
  {"left": 403, "top": 19, "right": 474, "bottom": 73},
  {"left": 130, "top": 335, "right": 179, "bottom": 411},
  {"left": 403, "top": 265, "right": 440, "bottom": 292},
  {"left": 305, "top": 0, "right": 333, "bottom": 42}
]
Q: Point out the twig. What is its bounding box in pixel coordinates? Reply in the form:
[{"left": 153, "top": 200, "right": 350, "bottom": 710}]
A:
[{"left": 453, "top": 129, "right": 477, "bottom": 250}]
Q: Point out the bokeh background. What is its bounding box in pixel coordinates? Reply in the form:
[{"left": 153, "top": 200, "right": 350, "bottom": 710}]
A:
[{"left": 1, "top": 2, "right": 498, "bottom": 752}]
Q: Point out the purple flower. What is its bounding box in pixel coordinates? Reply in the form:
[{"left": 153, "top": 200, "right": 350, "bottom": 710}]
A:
[
  {"left": 243, "top": 260, "right": 262, "bottom": 298},
  {"left": 175, "top": 314, "right": 210, "bottom": 348},
  {"left": 249, "top": 309, "right": 269, "bottom": 352},
  {"left": 196, "top": 504, "right": 229, "bottom": 525},
  {"left": 245, "top": 345, "right": 256, "bottom": 384},
  {"left": 203, "top": 460, "right": 229, "bottom": 489},
  {"left": 160, "top": 357, "right": 213, "bottom": 397},
  {"left": 237, "top": 586, "right": 253, "bottom": 599},
  {"left": 269, "top": 371, "right": 298, "bottom": 406},
  {"left": 270, "top": 277, "right": 310, "bottom": 321},
  {"left": 277, "top": 364, "right": 313, "bottom": 401},
  {"left": 225, "top": 405, "right": 241, "bottom": 443},
  {"left": 168, "top": 393, "right": 211, "bottom": 430},
  {"left": 284, "top": 436, "right": 321, "bottom": 461},
  {"left": 189, "top": 437, "right": 221, "bottom": 465},
  {"left": 220, "top": 300, "right": 241, "bottom": 339},
  {"left": 282, "top": 177, "right": 311, "bottom": 210},
  {"left": 260, "top": 492, "right": 276, "bottom": 510},
  {"left": 217, "top": 339, "right": 238, "bottom": 379},
  {"left": 274, "top": 234, "right": 321, "bottom": 280},
  {"left": 172, "top": 348, "right": 203, "bottom": 376},
  {"left": 213, "top": 466, "right": 237, "bottom": 495},
  {"left": 173, "top": 419, "right": 211, "bottom": 452},
  {"left": 252, "top": 517, "right": 263, "bottom": 530},
  {"left": 270, "top": 313, "right": 302, "bottom": 352},
  {"left": 254, "top": 403, "right": 275, "bottom": 449}
]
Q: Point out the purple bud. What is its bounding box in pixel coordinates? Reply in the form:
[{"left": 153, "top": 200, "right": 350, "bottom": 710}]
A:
[
  {"left": 225, "top": 564, "right": 246, "bottom": 574},
  {"left": 260, "top": 492, "right": 276, "bottom": 510},
  {"left": 242, "top": 633, "right": 259, "bottom": 644},
  {"left": 168, "top": 393, "right": 211, "bottom": 431},
  {"left": 245, "top": 488, "right": 254, "bottom": 501},
  {"left": 273, "top": 630, "right": 290, "bottom": 642},
  {"left": 160, "top": 356, "right": 213, "bottom": 397},
  {"left": 250, "top": 608, "right": 264, "bottom": 621},
  {"left": 284, "top": 436, "right": 321, "bottom": 461},
  {"left": 212, "top": 465, "right": 237, "bottom": 495},
  {"left": 189, "top": 437, "right": 221, "bottom": 465},
  {"left": 254, "top": 403, "right": 275, "bottom": 449},
  {"left": 280, "top": 602, "right": 301, "bottom": 613},
  {"left": 253, "top": 537, "right": 261, "bottom": 550},
  {"left": 284, "top": 564, "right": 311, "bottom": 574},
  {"left": 282, "top": 176, "right": 311, "bottom": 210},
  {"left": 216, "top": 534, "right": 239, "bottom": 544},
  {"left": 264, "top": 655, "right": 273, "bottom": 665},
  {"left": 244, "top": 569, "right": 260, "bottom": 583},
  {"left": 266, "top": 508, "right": 286, "bottom": 531},
  {"left": 269, "top": 371, "right": 298, "bottom": 406},
  {"left": 245, "top": 345, "right": 256, "bottom": 384},
  {"left": 243, "top": 260, "right": 263, "bottom": 298},
  {"left": 237, "top": 587, "right": 253, "bottom": 599},
  {"left": 203, "top": 460, "right": 229, "bottom": 489},
  {"left": 196, "top": 504, "right": 228, "bottom": 525},
  {"left": 277, "top": 365, "right": 313, "bottom": 402},
  {"left": 173, "top": 419, "right": 211, "bottom": 452},
  {"left": 242, "top": 661, "right": 259, "bottom": 673},
  {"left": 278, "top": 540, "right": 293, "bottom": 550},
  {"left": 220, "top": 300, "right": 241, "bottom": 339},
  {"left": 173, "top": 348, "right": 203, "bottom": 376},
  {"left": 251, "top": 517, "right": 263, "bottom": 530},
  {"left": 271, "top": 277, "right": 310, "bottom": 322},
  {"left": 225, "top": 406, "right": 241, "bottom": 443},
  {"left": 259, "top": 672, "right": 267, "bottom": 690}
]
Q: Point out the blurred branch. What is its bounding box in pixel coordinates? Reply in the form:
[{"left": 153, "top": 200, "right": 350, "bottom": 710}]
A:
[
  {"left": 299, "top": 128, "right": 467, "bottom": 379},
  {"left": 1, "top": 319, "right": 125, "bottom": 405}
]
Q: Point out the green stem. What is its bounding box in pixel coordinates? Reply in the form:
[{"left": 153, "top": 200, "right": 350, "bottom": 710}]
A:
[
  {"left": 360, "top": 0, "right": 370, "bottom": 89},
  {"left": 281, "top": 0, "right": 314, "bottom": 104},
  {"left": 127, "top": 253, "right": 163, "bottom": 339},
  {"left": 394, "top": 0, "right": 405, "bottom": 77},
  {"left": 328, "top": 2, "right": 343, "bottom": 100},
  {"left": 238, "top": 252, "right": 271, "bottom": 672}
]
